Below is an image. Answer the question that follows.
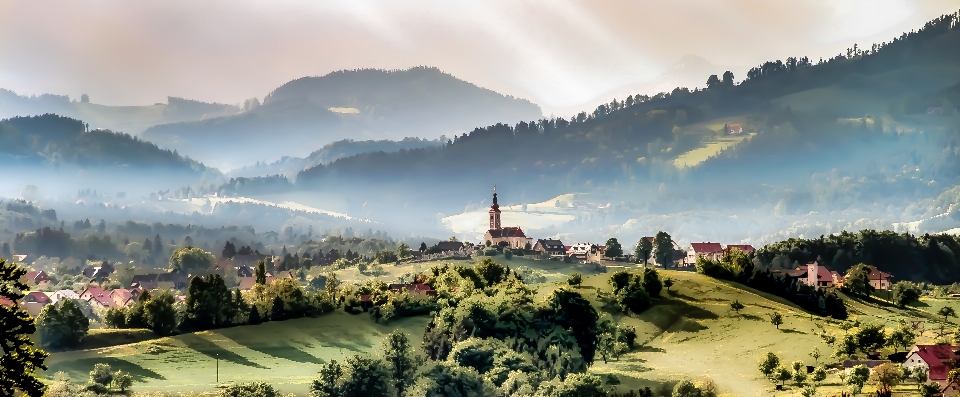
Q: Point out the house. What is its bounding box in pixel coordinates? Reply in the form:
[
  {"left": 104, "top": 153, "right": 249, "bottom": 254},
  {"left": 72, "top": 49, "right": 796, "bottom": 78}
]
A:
[
  {"left": 238, "top": 274, "right": 275, "bottom": 290},
  {"left": 533, "top": 239, "right": 566, "bottom": 257},
  {"left": 903, "top": 345, "right": 959, "bottom": 386},
  {"left": 435, "top": 241, "right": 465, "bottom": 253},
  {"left": 389, "top": 283, "right": 437, "bottom": 297},
  {"left": 568, "top": 243, "right": 594, "bottom": 259},
  {"left": 724, "top": 244, "right": 755, "bottom": 254},
  {"left": 12, "top": 254, "right": 35, "bottom": 264},
  {"left": 85, "top": 291, "right": 116, "bottom": 310},
  {"left": 867, "top": 265, "right": 893, "bottom": 290},
  {"left": 684, "top": 242, "right": 724, "bottom": 266},
  {"left": 842, "top": 360, "right": 891, "bottom": 373},
  {"left": 22, "top": 270, "right": 51, "bottom": 286},
  {"left": 727, "top": 123, "right": 744, "bottom": 135},
  {"left": 804, "top": 262, "right": 837, "bottom": 289},
  {"left": 943, "top": 379, "right": 960, "bottom": 397},
  {"left": 22, "top": 291, "right": 51, "bottom": 305},
  {"left": 110, "top": 289, "right": 140, "bottom": 307},
  {"left": 482, "top": 189, "right": 533, "bottom": 249},
  {"left": 79, "top": 286, "right": 108, "bottom": 301},
  {"left": 49, "top": 290, "right": 80, "bottom": 304}
]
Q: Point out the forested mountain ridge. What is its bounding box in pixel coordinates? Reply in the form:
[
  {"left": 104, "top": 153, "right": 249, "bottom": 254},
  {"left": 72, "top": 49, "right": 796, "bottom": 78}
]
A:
[
  {"left": 0, "top": 114, "right": 208, "bottom": 172},
  {"left": 0, "top": 91, "right": 242, "bottom": 135},
  {"left": 226, "top": 137, "right": 444, "bottom": 179},
  {"left": 141, "top": 66, "right": 543, "bottom": 169}
]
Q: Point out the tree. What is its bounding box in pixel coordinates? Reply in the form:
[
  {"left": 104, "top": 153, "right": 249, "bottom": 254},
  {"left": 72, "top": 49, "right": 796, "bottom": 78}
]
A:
[
  {"left": 185, "top": 275, "right": 235, "bottom": 330},
  {"left": 143, "top": 291, "right": 178, "bottom": 336},
  {"left": 892, "top": 281, "right": 921, "bottom": 307},
  {"left": 759, "top": 352, "right": 780, "bottom": 378},
  {"left": 706, "top": 74, "right": 721, "bottom": 89},
  {"left": 604, "top": 238, "right": 623, "bottom": 258},
  {"left": 419, "top": 242, "right": 427, "bottom": 253},
  {"left": 36, "top": 299, "right": 89, "bottom": 348},
  {"left": 89, "top": 363, "right": 113, "bottom": 388},
  {"left": 271, "top": 296, "right": 285, "bottom": 321},
  {"left": 774, "top": 366, "right": 792, "bottom": 387},
  {"left": 248, "top": 306, "right": 262, "bottom": 325},
  {"left": 769, "top": 312, "right": 783, "bottom": 330},
  {"left": 653, "top": 231, "right": 675, "bottom": 268},
  {"left": 722, "top": 71, "right": 735, "bottom": 86},
  {"left": 888, "top": 321, "right": 916, "bottom": 351},
  {"left": 920, "top": 382, "right": 941, "bottom": 397},
  {"left": 855, "top": 323, "right": 887, "bottom": 354},
  {"left": 640, "top": 267, "right": 662, "bottom": 297},
  {"left": 169, "top": 247, "right": 215, "bottom": 274},
  {"left": 870, "top": 363, "right": 902, "bottom": 393},
  {"left": 809, "top": 348, "right": 821, "bottom": 364},
  {"left": 222, "top": 241, "right": 237, "bottom": 258},
  {"left": 791, "top": 360, "right": 807, "bottom": 387},
  {"left": 411, "top": 361, "right": 490, "bottom": 397},
  {"left": 634, "top": 238, "right": 653, "bottom": 265},
  {"left": 730, "top": 300, "right": 745, "bottom": 315},
  {"left": 311, "top": 360, "right": 344, "bottom": 397},
  {"left": 339, "top": 355, "right": 393, "bottom": 397},
  {"left": 663, "top": 277, "right": 673, "bottom": 292},
  {"left": 567, "top": 273, "right": 583, "bottom": 288},
  {"left": 255, "top": 261, "right": 267, "bottom": 285},
  {"left": 939, "top": 306, "right": 956, "bottom": 323},
  {"left": 153, "top": 234, "right": 163, "bottom": 256},
  {"left": 397, "top": 243, "right": 413, "bottom": 259},
  {"left": 474, "top": 258, "right": 509, "bottom": 287},
  {"left": 846, "top": 364, "right": 870, "bottom": 395},
  {"left": 110, "top": 370, "right": 133, "bottom": 392},
  {"left": 812, "top": 366, "right": 827, "bottom": 384},
  {"left": 379, "top": 330, "right": 419, "bottom": 396},
  {"left": 672, "top": 379, "right": 701, "bottom": 397},
  {"left": 0, "top": 259, "right": 48, "bottom": 397},
  {"left": 843, "top": 264, "right": 875, "bottom": 297}
]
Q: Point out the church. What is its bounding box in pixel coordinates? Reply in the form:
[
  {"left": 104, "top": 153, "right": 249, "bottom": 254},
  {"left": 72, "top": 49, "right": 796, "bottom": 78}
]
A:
[{"left": 482, "top": 189, "right": 533, "bottom": 249}]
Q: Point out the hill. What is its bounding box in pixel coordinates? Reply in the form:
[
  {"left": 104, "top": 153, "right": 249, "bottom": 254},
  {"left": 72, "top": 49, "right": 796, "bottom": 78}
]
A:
[
  {"left": 0, "top": 91, "right": 241, "bottom": 135},
  {"left": 141, "top": 66, "right": 543, "bottom": 169},
  {"left": 44, "top": 261, "right": 960, "bottom": 396},
  {"left": 0, "top": 114, "right": 216, "bottom": 198}
]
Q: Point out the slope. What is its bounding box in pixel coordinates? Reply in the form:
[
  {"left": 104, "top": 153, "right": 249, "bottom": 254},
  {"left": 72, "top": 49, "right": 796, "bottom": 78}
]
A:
[{"left": 141, "top": 66, "right": 543, "bottom": 169}]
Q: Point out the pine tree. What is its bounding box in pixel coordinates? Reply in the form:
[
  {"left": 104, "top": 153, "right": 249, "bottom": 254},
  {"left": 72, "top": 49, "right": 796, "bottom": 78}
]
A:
[
  {"left": 153, "top": 234, "right": 163, "bottom": 256},
  {"left": 143, "top": 238, "right": 153, "bottom": 253},
  {"left": 256, "top": 261, "right": 267, "bottom": 285},
  {"left": 0, "top": 259, "right": 49, "bottom": 397},
  {"left": 248, "top": 306, "right": 262, "bottom": 325},
  {"left": 271, "top": 296, "right": 285, "bottom": 321}
]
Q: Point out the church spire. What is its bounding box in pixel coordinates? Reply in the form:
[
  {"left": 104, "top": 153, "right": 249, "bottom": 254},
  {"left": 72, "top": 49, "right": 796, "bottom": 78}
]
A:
[{"left": 489, "top": 186, "right": 501, "bottom": 230}]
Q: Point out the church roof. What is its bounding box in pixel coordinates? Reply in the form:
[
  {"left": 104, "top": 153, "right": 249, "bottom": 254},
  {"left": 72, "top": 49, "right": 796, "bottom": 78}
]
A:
[{"left": 487, "top": 227, "right": 527, "bottom": 238}]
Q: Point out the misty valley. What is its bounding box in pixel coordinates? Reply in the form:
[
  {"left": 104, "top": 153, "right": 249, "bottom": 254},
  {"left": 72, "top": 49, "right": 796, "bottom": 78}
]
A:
[{"left": 3, "top": 5, "right": 960, "bottom": 397}]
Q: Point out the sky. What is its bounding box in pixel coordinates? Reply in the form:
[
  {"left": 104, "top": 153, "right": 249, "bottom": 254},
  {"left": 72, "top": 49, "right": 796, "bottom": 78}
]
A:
[{"left": 0, "top": 0, "right": 956, "bottom": 116}]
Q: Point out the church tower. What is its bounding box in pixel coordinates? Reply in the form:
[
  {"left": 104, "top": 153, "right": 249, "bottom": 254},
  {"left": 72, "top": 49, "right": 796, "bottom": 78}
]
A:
[{"left": 489, "top": 188, "right": 501, "bottom": 230}]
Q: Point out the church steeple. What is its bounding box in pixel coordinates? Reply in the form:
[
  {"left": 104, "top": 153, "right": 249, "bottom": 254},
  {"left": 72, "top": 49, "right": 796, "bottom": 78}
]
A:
[{"left": 489, "top": 187, "right": 501, "bottom": 230}]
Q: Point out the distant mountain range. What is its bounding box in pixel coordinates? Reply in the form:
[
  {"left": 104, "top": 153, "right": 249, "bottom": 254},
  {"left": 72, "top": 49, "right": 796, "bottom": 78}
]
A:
[
  {"left": 0, "top": 91, "right": 242, "bottom": 135},
  {"left": 141, "top": 67, "right": 543, "bottom": 169},
  {"left": 225, "top": 137, "right": 444, "bottom": 179}
]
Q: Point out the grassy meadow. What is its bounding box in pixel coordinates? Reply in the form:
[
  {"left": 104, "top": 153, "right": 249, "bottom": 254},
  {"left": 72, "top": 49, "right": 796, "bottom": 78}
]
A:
[{"left": 44, "top": 258, "right": 960, "bottom": 396}]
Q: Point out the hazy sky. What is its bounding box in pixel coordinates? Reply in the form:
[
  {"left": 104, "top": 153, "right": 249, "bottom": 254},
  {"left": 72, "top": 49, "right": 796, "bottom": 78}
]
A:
[{"left": 0, "top": 0, "right": 956, "bottom": 115}]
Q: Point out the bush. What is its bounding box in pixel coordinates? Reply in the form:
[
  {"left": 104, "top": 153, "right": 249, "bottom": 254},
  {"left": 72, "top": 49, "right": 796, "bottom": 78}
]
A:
[
  {"left": 617, "top": 287, "right": 652, "bottom": 314},
  {"left": 219, "top": 382, "right": 281, "bottom": 397},
  {"left": 893, "top": 281, "right": 922, "bottom": 307}
]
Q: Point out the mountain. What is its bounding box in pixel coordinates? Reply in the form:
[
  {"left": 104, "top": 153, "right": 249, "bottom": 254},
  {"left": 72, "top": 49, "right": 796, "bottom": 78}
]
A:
[
  {"left": 278, "top": 11, "right": 960, "bottom": 245},
  {"left": 141, "top": 67, "right": 543, "bottom": 170},
  {"left": 225, "top": 137, "right": 443, "bottom": 179},
  {"left": 0, "top": 91, "right": 242, "bottom": 135}
]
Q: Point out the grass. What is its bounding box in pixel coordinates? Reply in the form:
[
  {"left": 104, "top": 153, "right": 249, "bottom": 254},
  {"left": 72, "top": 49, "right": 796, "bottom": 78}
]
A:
[
  {"left": 45, "top": 311, "right": 431, "bottom": 394},
  {"left": 47, "top": 260, "right": 960, "bottom": 396},
  {"left": 672, "top": 133, "right": 754, "bottom": 169}
]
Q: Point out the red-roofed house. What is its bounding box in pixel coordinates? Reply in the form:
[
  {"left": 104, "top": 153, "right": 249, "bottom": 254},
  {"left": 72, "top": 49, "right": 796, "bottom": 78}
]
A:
[
  {"left": 944, "top": 379, "right": 960, "bottom": 397},
  {"left": 23, "top": 291, "right": 51, "bottom": 305},
  {"left": 238, "top": 274, "right": 275, "bottom": 291},
  {"left": 86, "top": 291, "right": 116, "bottom": 310},
  {"left": 804, "top": 262, "right": 838, "bottom": 289},
  {"left": 724, "top": 244, "right": 755, "bottom": 254},
  {"left": 866, "top": 265, "right": 893, "bottom": 290},
  {"left": 79, "top": 286, "right": 107, "bottom": 302},
  {"left": 22, "top": 270, "right": 51, "bottom": 287},
  {"left": 904, "top": 345, "right": 960, "bottom": 386},
  {"left": 389, "top": 283, "right": 437, "bottom": 297},
  {"left": 110, "top": 289, "right": 140, "bottom": 307},
  {"left": 684, "top": 242, "right": 724, "bottom": 266}
]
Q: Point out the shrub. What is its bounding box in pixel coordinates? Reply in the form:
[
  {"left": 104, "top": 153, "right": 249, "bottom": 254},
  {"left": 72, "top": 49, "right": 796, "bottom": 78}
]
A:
[{"left": 218, "top": 382, "right": 281, "bottom": 397}]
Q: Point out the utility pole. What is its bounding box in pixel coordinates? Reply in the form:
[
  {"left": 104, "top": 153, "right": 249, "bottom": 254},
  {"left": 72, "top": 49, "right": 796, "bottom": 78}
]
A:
[{"left": 216, "top": 353, "right": 219, "bottom": 383}]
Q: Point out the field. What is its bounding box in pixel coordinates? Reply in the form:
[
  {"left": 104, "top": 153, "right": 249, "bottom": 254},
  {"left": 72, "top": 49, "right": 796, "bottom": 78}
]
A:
[
  {"left": 44, "top": 259, "right": 960, "bottom": 396},
  {"left": 672, "top": 133, "right": 754, "bottom": 169}
]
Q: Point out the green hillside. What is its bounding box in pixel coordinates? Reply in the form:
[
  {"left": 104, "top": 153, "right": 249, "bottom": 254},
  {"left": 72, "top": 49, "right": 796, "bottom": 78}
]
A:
[{"left": 45, "top": 259, "right": 960, "bottom": 396}]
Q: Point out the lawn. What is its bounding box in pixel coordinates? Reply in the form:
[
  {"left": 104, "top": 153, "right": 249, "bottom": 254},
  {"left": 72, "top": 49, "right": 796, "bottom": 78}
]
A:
[{"left": 672, "top": 133, "right": 754, "bottom": 169}]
